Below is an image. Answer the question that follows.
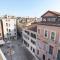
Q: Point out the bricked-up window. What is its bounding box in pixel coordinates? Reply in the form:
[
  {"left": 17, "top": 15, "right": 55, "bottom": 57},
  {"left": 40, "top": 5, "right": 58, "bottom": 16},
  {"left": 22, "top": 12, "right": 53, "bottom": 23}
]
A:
[
  {"left": 51, "top": 32, "right": 56, "bottom": 40},
  {"left": 31, "top": 33, "right": 36, "bottom": 39},
  {"left": 49, "top": 45, "right": 53, "bottom": 55},
  {"left": 44, "top": 30, "right": 48, "bottom": 37}
]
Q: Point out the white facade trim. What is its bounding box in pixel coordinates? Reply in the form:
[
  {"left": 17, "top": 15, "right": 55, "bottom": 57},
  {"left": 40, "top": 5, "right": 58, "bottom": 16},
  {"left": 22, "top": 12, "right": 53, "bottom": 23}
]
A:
[{"left": 22, "top": 28, "right": 37, "bottom": 57}]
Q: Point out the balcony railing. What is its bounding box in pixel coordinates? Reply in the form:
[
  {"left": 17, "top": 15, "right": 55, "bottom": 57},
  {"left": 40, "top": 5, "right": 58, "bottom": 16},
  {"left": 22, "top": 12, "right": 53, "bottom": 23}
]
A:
[{"left": 39, "top": 21, "right": 60, "bottom": 27}]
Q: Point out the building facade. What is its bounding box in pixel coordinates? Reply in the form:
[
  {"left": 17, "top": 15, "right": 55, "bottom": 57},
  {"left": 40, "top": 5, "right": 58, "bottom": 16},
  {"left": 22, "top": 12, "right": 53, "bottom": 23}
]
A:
[
  {"left": 0, "top": 19, "right": 5, "bottom": 45},
  {"left": 22, "top": 23, "right": 37, "bottom": 57},
  {"left": 36, "top": 11, "right": 60, "bottom": 60},
  {"left": 16, "top": 17, "right": 37, "bottom": 38},
  {"left": 2, "top": 15, "right": 17, "bottom": 40}
]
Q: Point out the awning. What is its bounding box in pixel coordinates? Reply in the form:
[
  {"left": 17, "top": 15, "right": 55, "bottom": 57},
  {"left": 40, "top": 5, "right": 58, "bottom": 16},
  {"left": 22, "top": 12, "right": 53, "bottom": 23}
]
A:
[{"left": 0, "top": 40, "right": 5, "bottom": 45}]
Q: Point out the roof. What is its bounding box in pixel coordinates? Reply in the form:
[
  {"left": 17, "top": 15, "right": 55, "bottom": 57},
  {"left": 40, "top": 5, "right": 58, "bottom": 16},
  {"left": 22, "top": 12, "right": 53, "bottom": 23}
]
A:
[
  {"left": 0, "top": 40, "right": 5, "bottom": 45},
  {"left": 28, "top": 26, "right": 37, "bottom": 32},
  {"left": 41, "top": 10, "right": 60, "bottom": 17},
  {"left": 25, "top": 22, "right": 39, "bottom": 32}
]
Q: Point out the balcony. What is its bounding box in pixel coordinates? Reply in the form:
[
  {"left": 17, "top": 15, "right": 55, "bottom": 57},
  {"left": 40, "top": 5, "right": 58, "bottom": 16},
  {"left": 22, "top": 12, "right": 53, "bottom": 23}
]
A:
[{"left": 39, "top": 21, "right": 60, "bottom": 27}]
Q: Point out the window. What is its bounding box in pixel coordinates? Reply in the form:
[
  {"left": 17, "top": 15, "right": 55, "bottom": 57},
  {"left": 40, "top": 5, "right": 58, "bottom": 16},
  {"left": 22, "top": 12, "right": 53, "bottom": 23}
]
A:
[
  {"left": 43, "top": 54, "right": 45, "bottom": 60},
  {"left": 6, "top": 23, "right": 8, "bottom": 26},
  {"left": 49, "top": 45, "right": 53, "bottom": 55},
  {"left": 24, "top": 40, "right": 29, "bottom": 47},
  {"left": 15, "top": 33, "right": 16, "bottom": 35},
  {"left": 51, "top": 32, "right": 56, "bottom": 40},
  {"left": 6, "top": 28, "right": 8, "bottom": 32},
  {"left": 31, "top": 39, "right": 36, "bottom": 45},
  {"left": 57, "top": 50, "right": 60, "bottom": 60},
  {"left": 9, "top": 24, "right": 10, "bottom": 26},
  {"left": 31, "top": 33, "right": 36, "bottom": 39},
  {"left": 58, "top": 18, "right": 60, "bottom": 22},
  {"left": 31, "top": 47, "right": 32, "bottom": 50},
  {"left": 43, "top": 18, "right": 46, "bottom": 21},
  {"left": 7, "top": 33, "right": 9, "bottom": 35},
  {"left": 9, "top": 33, "right": 11, "bottom": 35},
  {"left": 37, "top": 50, "right": 39, "bottom": 55},
  {"left": 25, "top": 30, "right": 29, "bottom": 35},
  {"left": 14, "top": 29, "right": 16, "bottom": 31},
  {"left": 44, "top": 30, "right": 48, "bottom": 38},
  {"left": 9, "top": 29, "right": 11, "bottom": 32},
  {"left": 24, "top": 34, "right": 29, "bottom": 40},
  {"left": 38, "top": 29, "right": 40, "bottom": 34},
  {"left": 10, "top": 36, "right": 14, "bottom": 40},
  {"left": 0, "top": 33, "right": 1, "bottom": 36},
  {"left": 47, "top": 18, "right": 56, "bottom": 22},
  {"left": 48, "top": 58, "right": 50, "bottom": 60},
  {"left": 33, "top": 48, "right": 35, "bottom": 53}
]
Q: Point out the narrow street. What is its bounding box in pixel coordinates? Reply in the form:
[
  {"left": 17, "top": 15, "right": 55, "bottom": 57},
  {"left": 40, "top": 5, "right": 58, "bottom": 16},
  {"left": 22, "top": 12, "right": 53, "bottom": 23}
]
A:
[{"left": 1, "top": 37, "right": 34, "bottom": 60}]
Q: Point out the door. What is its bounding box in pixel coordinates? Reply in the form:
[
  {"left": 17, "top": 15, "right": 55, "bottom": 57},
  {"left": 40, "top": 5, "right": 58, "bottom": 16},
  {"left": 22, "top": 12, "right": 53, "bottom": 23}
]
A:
[
  {"left": 43, "top": 54, "right": 45, "bottom": 60},
  {"left": 57, "top": 50, "right": 60, "bottom": 60}
]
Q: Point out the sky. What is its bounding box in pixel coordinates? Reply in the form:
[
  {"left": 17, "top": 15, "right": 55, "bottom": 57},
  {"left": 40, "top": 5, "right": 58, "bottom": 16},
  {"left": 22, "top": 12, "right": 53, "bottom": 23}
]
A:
[{"left": 0, "top": 0, "right": 60, "bottom": 17}]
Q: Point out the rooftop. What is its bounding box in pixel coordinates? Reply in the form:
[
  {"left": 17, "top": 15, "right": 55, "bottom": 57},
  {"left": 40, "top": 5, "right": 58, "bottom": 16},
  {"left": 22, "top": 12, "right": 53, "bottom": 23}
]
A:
[
  {"left": 41, "top": 10, "right": 60, "bottom": 17},
  {"left": 38, "top": 10, "right": 60, "bottom": 27},
  {"left": 2, "top": 15, "right": 16, "bottom": 19},
  {"left": 25, "top": 22, "right": 39, "bottom": 32},
  {"left": 28, "top": 26, "right": 37, "bottom": 32}
]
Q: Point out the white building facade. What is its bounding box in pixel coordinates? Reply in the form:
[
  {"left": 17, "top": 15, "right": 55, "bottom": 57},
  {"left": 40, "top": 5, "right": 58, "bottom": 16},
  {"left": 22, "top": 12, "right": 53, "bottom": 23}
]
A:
[
  {"left": 2, "top": 15, "right": 17, "bottom": 40},
  {"left": 22, "top": 27, "right": 37, "bottom": 57}
]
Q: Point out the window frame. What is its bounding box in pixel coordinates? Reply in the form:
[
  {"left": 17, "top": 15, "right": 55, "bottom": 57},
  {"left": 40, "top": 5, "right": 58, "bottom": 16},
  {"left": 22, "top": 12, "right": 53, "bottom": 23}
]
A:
[
  {"left": 49, "top": 45, "right": 53, "bottom": 55},
  {"left": 38, "top": 29, "right": 40, "bottom": 34},
  {"left": 31, "top": 33, "right": 36, "bottom": 39},
  {"left": 50, "top": 31, "right": 56, "bottom": 41},
  {"left": 44, "top": 29, "right": 48, "bottom": 38}
]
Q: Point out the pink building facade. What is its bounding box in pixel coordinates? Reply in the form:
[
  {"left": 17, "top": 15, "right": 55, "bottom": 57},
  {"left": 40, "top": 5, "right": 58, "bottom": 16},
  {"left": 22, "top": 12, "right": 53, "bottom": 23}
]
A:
[{"left": 36, "top": 11, "right": 60, "bottom": 60}]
